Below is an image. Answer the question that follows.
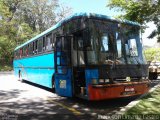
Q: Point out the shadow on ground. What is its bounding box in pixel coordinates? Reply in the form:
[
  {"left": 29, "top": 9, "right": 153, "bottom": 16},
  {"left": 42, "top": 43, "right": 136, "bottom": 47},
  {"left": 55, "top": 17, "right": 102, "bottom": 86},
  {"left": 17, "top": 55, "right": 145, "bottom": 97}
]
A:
[
  {"left": 0, "top": 89, "right": 25, "bottom": 101},
  {"left": 0, "top": 84, "right": 95, "bottom": 120},
  {"left": 22, "top": 80, "right": 141, "bottom": 115},
  {"left": 3, "top": 78, "right": 158, "bottom": 120}
]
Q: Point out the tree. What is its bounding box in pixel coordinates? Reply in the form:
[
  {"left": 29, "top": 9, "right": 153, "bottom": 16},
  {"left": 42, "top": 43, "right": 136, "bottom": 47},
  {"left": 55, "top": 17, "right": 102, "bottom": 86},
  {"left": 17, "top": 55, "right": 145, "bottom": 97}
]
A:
[
  {"left": 56, "top": 3, "right": 73, "bottom": 22},
  {"left": 144, "top": 48, "right": 160, "bottom": 61},
  {"left": 0, "top": 0, "right": 72, "bottom": 69},
  {"left": 2, "top": 0, "right": 72, "bottom": 32},
  {"left": 107, "top": 0, "right": 160, "bottom": 41},
  {"left": 0, "top": 0, "right": 33, "bottom": 65},
  {"left": 20, "top": 0, "right": 58, "bottom": 32}
]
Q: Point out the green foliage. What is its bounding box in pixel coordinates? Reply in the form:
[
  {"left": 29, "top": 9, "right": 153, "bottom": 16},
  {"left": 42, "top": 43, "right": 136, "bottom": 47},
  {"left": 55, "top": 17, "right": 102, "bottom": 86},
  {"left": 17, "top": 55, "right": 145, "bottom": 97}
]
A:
[
  {"left": 0, "top": 65, "right": 12, "bottom": 71},
  {"left": 121, "top": 87, "right": 160, "bottom": 120},
  {"left": 107, "top": 0, "right": 160, "bottom": 41},
  {"left": 0, "top": 0, "right": 35, "bottom": 66},
  {"left": 144, "top": 48, "right": 160, "bottom": 62},
  {"left": 19, "top": 0, "right": 59, "bottom": 32},
  {"left": 0, "top": 0, "right": 72, "bottom": 71}
]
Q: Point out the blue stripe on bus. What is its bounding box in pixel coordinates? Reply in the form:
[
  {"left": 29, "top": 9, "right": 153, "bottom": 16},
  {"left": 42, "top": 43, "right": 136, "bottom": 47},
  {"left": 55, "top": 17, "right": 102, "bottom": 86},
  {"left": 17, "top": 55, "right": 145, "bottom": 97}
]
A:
[{"left": 13, "top": 53, "right": 55, "bottom": 88}]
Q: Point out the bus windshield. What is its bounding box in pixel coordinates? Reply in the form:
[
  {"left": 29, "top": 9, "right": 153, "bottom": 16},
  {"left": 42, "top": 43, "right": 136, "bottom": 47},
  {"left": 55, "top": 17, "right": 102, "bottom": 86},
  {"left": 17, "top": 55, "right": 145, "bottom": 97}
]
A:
[{"left": 84, "top": 20, "right": 144, "bottom": 65}]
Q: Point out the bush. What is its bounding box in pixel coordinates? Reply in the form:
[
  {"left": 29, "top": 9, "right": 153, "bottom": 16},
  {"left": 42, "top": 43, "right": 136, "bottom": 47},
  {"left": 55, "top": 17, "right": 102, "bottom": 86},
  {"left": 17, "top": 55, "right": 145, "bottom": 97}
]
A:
[{"left": 0, "top": 65, "right": 13, "bottom": 71}]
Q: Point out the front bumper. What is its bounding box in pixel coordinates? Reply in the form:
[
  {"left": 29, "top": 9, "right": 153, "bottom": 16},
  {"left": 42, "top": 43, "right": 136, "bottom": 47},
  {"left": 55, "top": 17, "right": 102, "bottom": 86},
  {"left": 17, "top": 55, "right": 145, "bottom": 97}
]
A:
[{"left": 88, "top": 80, "right": 150, "bottom": 100}]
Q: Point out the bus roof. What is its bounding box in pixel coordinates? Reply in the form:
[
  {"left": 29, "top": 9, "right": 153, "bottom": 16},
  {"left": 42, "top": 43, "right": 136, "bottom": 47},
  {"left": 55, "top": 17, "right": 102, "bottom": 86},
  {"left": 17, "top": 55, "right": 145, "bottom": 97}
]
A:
[{"left": 15, "top": 13, "right": 141, "bottom": 51}]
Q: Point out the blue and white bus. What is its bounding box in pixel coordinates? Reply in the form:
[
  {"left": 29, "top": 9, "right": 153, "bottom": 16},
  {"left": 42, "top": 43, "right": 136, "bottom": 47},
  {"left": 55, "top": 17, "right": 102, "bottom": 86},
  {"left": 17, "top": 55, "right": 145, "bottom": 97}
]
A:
[{"left": 13, "top": 13, "right": 150, "bottom": 100}]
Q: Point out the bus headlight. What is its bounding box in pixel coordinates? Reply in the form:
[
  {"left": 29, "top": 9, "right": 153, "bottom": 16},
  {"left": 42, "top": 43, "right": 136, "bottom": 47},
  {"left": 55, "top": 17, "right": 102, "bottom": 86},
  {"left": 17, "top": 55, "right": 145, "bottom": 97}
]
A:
[
  {"left": 92, "top": 79, "right": 110, "bottom": 84},
  {"left": 92, "top": 79, "right": 98, "bottom": 84},
  {"left": 141, "top": 77, "right": 149, "bottom": 81},
  {"left": 126, "top": 77, "right": 131, "bottom": 81},
  {"left": 99, "top": 79, "right": 105, "bottom": 83},
  {"left": 142, "top": 77, "right": 145, "bottom": 79},
  {"left": 105, "top": 79, "right": 110, "bottom": 83}
]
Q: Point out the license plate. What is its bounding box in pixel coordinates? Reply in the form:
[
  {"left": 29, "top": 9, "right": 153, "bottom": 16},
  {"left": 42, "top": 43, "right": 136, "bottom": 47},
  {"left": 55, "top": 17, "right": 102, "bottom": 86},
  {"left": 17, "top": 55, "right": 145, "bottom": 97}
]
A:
[
  {"left": 124, "top": 86, "right": 135, "bottom": 92},
  {"left": 122, "top": 86, "right": 135, "bottom": 95}
]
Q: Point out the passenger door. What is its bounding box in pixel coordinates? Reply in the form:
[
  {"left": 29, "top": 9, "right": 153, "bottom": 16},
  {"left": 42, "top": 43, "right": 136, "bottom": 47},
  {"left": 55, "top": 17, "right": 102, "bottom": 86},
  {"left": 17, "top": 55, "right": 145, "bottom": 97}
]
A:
[{"left": 54, "top": 36, "right": 73, "bottom": 97}]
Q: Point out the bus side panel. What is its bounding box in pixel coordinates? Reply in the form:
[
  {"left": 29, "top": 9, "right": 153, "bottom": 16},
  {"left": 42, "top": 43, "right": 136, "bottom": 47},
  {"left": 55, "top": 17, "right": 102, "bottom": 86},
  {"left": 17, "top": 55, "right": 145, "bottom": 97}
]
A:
[
  {"left": 13, "top": 53, "right": 55, "bottom": 88},
  {"left": 13, "top": 63, "right": 19, "bottom": 79}
]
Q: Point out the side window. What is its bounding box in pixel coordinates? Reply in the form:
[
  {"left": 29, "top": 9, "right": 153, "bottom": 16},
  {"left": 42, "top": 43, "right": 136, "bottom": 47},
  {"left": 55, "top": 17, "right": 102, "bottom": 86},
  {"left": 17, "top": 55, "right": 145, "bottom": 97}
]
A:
[
  {"left": 129, "top": 39, "right": 138, "bottom": 56},
  {"left": 14, "top": 51, "right": 17, "bottom": 59},
  {"left": 24, "top": 46, "right": 28, "bottom": 57},
  {"left": 116, "top": 32, "right": 122, "bottom": 58},
  {"left": 34, "top": 40, "right": 38, "bottom": 54},
  {"left": 26, "top": 45, "right": 29, "bottom": 56},
  {"left": 43, "top": 37, "right": 46, "bottom": 51},
  {"left": 22, "top": 47, "right": 25, "bottom": 57},
  {"left": 101, "top": 34, "right": 109, "bottom": 52},
  {"left": 52, "top": 33, "right": 55, "bottom": 49},
  {"left": 125, "top": 43, "right": 130, "bottom": 56},
  {"left": 46, "top": 34, "right": 52, "bottom": 51},
  {"left": 24, "top": 46, "right": 26, "bottom": 57},
  {"left": 78, "top": 39, "right": 83, "bottom": 50},
  {"left": 38, "top": 39, "right": 43, "bottom": 53},
  {"left": 29, "top": 43, "right": 33, "bottom": 55},
  {"left": 62, "top": 37, "right": 71, "bottom": 51},
  {"left": 55, "top": 37, "right": 62, "bottom": 51},
  {"left": 17, "top": 50, "right": 20, "bottom": 58},
  {"left": 74, "top": 32, "right": 83, "bottom": 50},
  {"left": 32, "top": 42, "right": 35, "bottom": 54},
  {"left": 73, "top": 31, "right": 85, "bottom": 65},
  {"left": 117, "top": 39, "right": 122, "bottom": 58},
  {"left": 20, "top": 48, "right": 22, "bottom": 58}
]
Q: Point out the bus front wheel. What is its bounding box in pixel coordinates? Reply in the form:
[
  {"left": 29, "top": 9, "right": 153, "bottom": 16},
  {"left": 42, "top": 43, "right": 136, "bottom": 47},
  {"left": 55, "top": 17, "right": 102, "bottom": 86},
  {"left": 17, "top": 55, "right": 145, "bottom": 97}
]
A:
[
  {"left": 153, "top": 73, "right": 158, "bottom": 80},
  {"left": 149, "top": 72, "right": 158, "bottom": 80}
]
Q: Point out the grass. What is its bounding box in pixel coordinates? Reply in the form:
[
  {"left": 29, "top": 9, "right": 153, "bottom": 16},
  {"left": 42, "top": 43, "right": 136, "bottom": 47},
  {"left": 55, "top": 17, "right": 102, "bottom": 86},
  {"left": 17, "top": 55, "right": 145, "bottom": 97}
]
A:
[
  {"left": 120, "top": 86, "right": 160, "bottom": 120},
  {"left": 0, "top": 65, "right": 13, "bottom": 71}
]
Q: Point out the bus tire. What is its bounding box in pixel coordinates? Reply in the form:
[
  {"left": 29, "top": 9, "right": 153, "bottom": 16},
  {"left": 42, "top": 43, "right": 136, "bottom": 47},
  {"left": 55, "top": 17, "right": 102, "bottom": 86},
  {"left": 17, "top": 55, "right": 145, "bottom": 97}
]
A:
[
  {"left": 153, "top": 73, "right": 158, "bottom": 80},
  {"left": 149, "top": 72, "right": 153, "bottom": 80},
  {"left": 18, "top": 70, "right": 23, "bottom": 82}
]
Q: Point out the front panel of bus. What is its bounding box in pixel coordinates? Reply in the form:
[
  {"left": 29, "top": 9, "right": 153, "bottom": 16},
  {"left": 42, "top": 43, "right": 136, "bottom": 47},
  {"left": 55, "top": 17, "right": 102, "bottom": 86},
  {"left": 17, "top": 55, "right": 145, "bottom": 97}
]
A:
[{"left": 70, "top": 18, "right": 149, "bottom": 100}]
